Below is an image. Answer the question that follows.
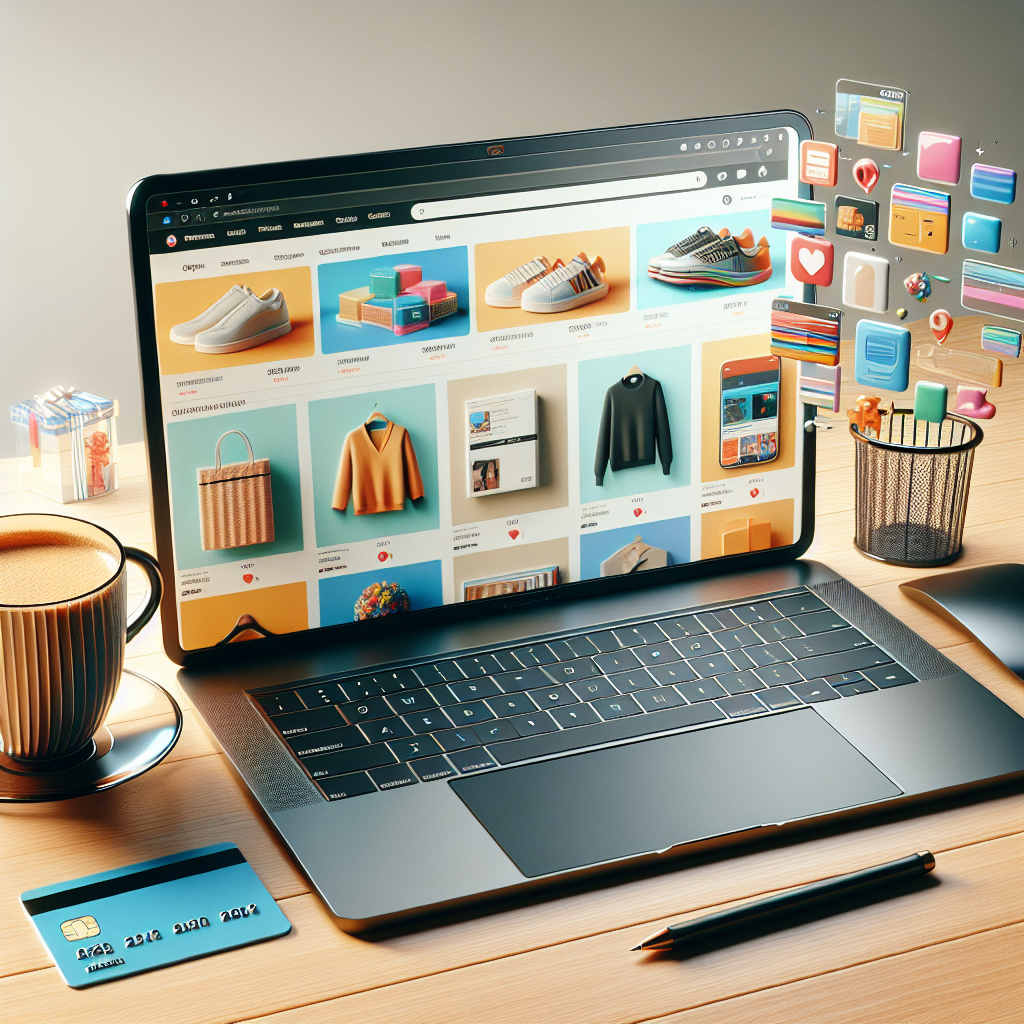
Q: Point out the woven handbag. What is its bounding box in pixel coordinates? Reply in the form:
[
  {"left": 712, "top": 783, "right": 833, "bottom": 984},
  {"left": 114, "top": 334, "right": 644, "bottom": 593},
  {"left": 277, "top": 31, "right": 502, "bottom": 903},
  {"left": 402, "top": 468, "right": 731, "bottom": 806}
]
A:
[{"left": 197, "top": 430, "right": 274, "bottom": 550}]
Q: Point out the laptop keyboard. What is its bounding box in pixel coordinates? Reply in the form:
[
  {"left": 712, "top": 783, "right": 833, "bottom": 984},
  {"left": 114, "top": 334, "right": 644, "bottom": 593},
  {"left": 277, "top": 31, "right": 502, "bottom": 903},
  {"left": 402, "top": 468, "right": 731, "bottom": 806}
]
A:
[{"left": 251, "top": 590, "right": 918, "bottom": 801}]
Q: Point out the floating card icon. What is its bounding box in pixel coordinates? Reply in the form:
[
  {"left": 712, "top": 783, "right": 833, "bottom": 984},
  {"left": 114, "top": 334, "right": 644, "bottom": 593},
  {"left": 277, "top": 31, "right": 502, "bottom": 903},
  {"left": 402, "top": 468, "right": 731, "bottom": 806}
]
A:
[
  {"left": 914, "top": 380, "right": 948, "bottom": 423},
  {"left": 798, "top": 362, "right": 842, "bottom": 413},
  {"left": 980, "top": 324, "right": 1021, "bottom": 358},
  {"left": 835, "top": 79, "right": 907, "bottom": 151},
  {"left": 771, "top": 298, "right": 842, "bottom": 365},
  {"left": 970, "top": 164, "right": 1016, "bottom": 205},
  {"left": 961, "top": 260, "right": 1024, "bottom": 324},
  {"left": 962, "top": 212, "right": 1001, "bottom": 253},
  {"left": 914, "top": 344, "right": 1003, "bottom": 387},
  {"left": 834, "top": 195, "right": 878, "bottom": 240},
  {"left": 800, "top": 141, "right": 839, "bottom": 186},
  {"left": 917, "top": 132, "right": 961, "bottom": 185},
  {"left": 855, "top": 320, "right": 911, "bottom": 391},
  {"left": 842, "top": 251, "right": 889, "bottom": 312},
  {"left": 771, "top": 197, "right": 825, "bottom": 235},
  {"left": 889, "top": 183, "right": 950, "bottom": 254},
  {"left": 789, "top": 235, "right": 833, "bottom": 285}
]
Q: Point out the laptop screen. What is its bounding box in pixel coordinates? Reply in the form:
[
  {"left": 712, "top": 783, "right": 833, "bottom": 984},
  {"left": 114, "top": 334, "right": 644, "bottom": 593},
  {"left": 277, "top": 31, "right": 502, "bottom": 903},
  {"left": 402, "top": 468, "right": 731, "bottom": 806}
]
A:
[{"left": 134, "top": 114, "right": 811, "bottom": 655}]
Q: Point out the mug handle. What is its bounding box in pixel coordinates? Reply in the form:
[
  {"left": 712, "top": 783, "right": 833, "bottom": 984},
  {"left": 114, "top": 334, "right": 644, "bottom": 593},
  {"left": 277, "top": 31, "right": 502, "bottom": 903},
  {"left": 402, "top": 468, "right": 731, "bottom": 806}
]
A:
[{"left": 124, "top": 547, "right": 163, "bottom": 643}]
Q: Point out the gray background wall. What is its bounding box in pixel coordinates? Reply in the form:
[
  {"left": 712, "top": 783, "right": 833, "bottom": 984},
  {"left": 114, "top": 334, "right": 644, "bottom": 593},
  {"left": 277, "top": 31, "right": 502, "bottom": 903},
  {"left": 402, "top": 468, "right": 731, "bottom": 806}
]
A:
[{"left": 2, "top": 0, "right": 1021, "bottom": 457}]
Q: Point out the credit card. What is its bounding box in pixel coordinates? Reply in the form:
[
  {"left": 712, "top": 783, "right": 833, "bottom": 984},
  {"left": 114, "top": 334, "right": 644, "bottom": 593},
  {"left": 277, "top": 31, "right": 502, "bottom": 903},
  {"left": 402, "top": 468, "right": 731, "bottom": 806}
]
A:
[
  {"left": 21, "top": 843, "right": 290, "bottom": 988},
  {"left": 889, "top": 183, "right": 950, "bottom": 254},
  {"left": 835, "top": 79, "right": 908, "bottom": 151},
  {"left": 770, "top": 197, "right": 826, "bottom": 235},
  {"left": 771, "top": 299, "right": 842, "bottom": 366},
  {"left": 834, "top": 195, "right": 879, "bottom": 241},
  {"left": 962, "top": 259, "right": 1024, "bottom": 324}
]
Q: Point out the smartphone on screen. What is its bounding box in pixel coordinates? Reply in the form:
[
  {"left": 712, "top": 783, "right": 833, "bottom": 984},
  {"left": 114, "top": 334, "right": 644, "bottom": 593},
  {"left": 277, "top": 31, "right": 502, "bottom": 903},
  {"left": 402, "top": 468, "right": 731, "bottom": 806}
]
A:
[{"left": 720, "top": 355, "right": 781, "bottom": 468}]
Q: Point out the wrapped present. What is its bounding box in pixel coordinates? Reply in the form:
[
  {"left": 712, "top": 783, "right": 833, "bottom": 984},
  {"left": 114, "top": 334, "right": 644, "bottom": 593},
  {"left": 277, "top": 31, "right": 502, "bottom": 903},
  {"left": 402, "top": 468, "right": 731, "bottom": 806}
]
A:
[
  {"left": 337, "top": 286, "right": 374, "bottom": 323},
  {"left": 360, "top": 298, "right": 394, "bottom": 329},
  {"left": 10, "top": 387, "right": 118, "bottom": 503},
  {"left": 369, "top": 268, "right": 402, "bottom": 299},
  {"left": 393, "top": 295, "right": 429, "bottom": 327},
  {"left": 392, "top": 264, "right": 422, "bottom": 291},
  {"left": 405, "top": 279, "right": 448, "bottom": 302}
]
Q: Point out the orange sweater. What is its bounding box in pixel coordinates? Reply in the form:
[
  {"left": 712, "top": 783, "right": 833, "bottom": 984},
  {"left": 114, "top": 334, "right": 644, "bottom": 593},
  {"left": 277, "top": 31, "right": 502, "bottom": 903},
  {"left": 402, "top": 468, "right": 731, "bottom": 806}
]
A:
[{"left": 332, "top": 421, "right": 425, "bottom": 514}]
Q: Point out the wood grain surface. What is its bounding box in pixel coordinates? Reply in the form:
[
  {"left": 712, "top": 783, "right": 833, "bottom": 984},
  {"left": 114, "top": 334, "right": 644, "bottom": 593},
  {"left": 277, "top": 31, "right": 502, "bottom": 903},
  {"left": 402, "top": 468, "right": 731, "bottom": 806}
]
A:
[{"left": 1, "top": 318, "right": 1021, "bottom": 1023}]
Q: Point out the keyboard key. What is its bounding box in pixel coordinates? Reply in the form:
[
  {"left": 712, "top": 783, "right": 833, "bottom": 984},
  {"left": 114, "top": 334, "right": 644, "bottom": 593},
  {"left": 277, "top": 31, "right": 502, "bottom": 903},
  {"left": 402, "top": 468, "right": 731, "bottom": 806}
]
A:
[
  {"left": 594, "top": 650, "right": 641, "bottom": 675},
  {"left": 359, "top": 717, "right": 413, "bottom": 743},
  {"left": 656, "top": 614, "right": 706, "bottom": 639},
  {"left": 783, "top": 628, "right": 871, "bottom": 660},
  {"left": 257, "top": 691, "right": 303, "bottom": 716},
  {"left": 586, "top": 630, "right": 624, "bottom": 653},
  {"left": 717, "top": 693, "right": 767, "bottom": 718},
  {"left": 547, "top": 640, "right": 579, "bottom": 662},
  {"left": 861, "top": 664, "right": 917, "bottom": 688},
  {"left": 434, "top": 728, "right": 480, "bottom": 752},
  {"left": 677, "top": 679, "right": 728, "bottom": 703},
  {"left": 338, "top": 696, "right": 393, "bottom": 725},
  {"left": 759, "top": 686, "right": 802, "bottom": 710},
  {"left": 272, "top": 706, "right": 346, "bottom": 737},
  {"left": 491, "top": 650, "right": 524, "bottom": 673},
  {"left": 835, "top": 679, "right": 879, "bottom": 697},
  {"left": 753, "top": 663, "right": 803, "bottom": 687},
  {"left": 717, "top": 670, "right": 765, "bottom": 695},
  {"left": 386, "top": 689, "right": 438, "bottom": 715},
  {"left": 688, "top": 653, "right": 737, "bottom": 678},
  {"left": 455, "top": 654, "right": 503, "bottom": 677},
  {"left": 745, "top": 643, "right": 795, "bottom": 667},
  {"left": 446, "top": 701, "right": 495, "bottom": 726},
  {"left": 727, "top": 648, "right": 757, "bottom": 671},
  {"left": 339, "top": 679, "right": 387, "bottom": 701},
  {"left": 489, "top": 703, "right": 725, "bottom": 765},
  {"left": 673, "top": 635, "right": 723, "bottom": 657},
  {"left": 551, "top": 703, "right": 602, "bottom": 729},
  {"left": 486, "top": 692, "right": 538, "bottom": 717},
  {"left": 402, "top": 709, "right": 453, "bottom": 734},
  {"left": 411, "top": 755, "right": 456, "bottom": 781},
  {"left": 634, "top": 687, "right": 686, "bottom": 712},
  {"left": 449, "top": 678, "right": 502, "bottom": 702},
  {"left": 494, "top": 667, "right": 549, "bottom": 692},
  {"left": 528, "top": 685, "right": 578, "bottom": 709},
  {"left": 425, "top": 683, "right": 457, "bottom": 706},
  {"left": 304, "top": 743, "right": 396, "bottom": 779},
  {"left": 569, "top": 678, "right": 617, "bottom": 701},
  {"left": 510, "top": 712, "right": 558, "bottom": 736},
  {"left": 712, "top": 626, "right": 760, "bottom": 650},
  {"left": 607, "top": 669, "right": 657, "bottom": 693},
  {"left": 446, "top": 748, "right": 497, "bottom": 773},
  {"left": 591, "top": 694, "right": 642, "bottom": 720},
  {"left": 732, "top": 601, "right": 782, "bottom": 624},
  {"left": 512, "top": 644, "right": 557, "bottom": 667},
  {"left": 543, "top": 658, "right": 600, "bottom": 683},
  {"left": 647, "top": 662, "right": 697, "bottom": 686},
  {"left": 474, "top": 720, "right": 519, "bottom": 744},
  {"left": 790, "top": 609, "right": 850, "bottom": 635},
  {"left": 387, "top": 734, "right": 443, "bottom": 761},
  {"left": 696, "top": 609, "right": 743, "bottom": 631},
  {"left": 368, "top": 762, "right": 418, "bottom": 791},
  {"left": 634, "top": 643, "right": 681, "bottom": 667},
  {"left": 751, "top": 619, "right": 804, "bottom": 643},
  {"left": 319, "top": 772, "right": 376, "bottom": 801},
  {"left": 564, "top": 635, "right": 601, "bottom": 658},
  {"left": 421, "top": 661, "right": 465, "bottom": 684},
  {"left": 296, "top": 683, "right": 346, "bottom": 708},
  {"left": 368, "top": 668, "right": 423, "bottom": 692},
  {"left": 612, "top": 622, "right": 667, "bottom": 647},
  {"left": 771, "top": 593, "right": 828, "bottom": 617},
  {"left": 823, "top": 671, "right": 866, "bottom": 686},
  {"left": 790, "top": 680, "right": 841, "bottom": 703},
  {"left": 794, "top": 646, "right": 892, "bottom": 679},
  {"left": 287, "top": 726, "right": 367, "bottom": 759}
]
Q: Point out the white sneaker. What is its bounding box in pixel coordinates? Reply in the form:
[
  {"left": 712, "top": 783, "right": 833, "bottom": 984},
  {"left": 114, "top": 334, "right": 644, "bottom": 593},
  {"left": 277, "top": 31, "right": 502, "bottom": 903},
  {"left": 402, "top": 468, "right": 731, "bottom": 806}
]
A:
[
  {"left": 484, "top": 255, "right": 562, "bottom": 307},
  {"left": 194, "top": 288, "right": 292, "bottom": 354},
  {"left": 647, "top": 227, "right": 754, "bottom": 277},
  {"left": 169, "top": 284, "right": 250, "bottom": 344},
  {"left": 519, "top": 252, "right": 608, "bottom": 313}
]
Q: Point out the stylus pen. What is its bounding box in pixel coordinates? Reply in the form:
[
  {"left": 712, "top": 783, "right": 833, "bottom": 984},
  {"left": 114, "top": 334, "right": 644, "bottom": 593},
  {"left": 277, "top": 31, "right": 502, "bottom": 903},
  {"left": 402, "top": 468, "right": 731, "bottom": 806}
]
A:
[{"left": 632, "top": 851, "right": 935, "bottom": 951}]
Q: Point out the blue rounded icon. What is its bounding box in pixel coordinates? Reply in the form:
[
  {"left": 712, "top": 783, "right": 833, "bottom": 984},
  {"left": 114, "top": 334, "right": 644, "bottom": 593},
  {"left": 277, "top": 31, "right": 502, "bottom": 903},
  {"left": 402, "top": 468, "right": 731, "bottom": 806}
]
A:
[{"left": 962, "top": 212, "right": 1001, "bottom": 254}]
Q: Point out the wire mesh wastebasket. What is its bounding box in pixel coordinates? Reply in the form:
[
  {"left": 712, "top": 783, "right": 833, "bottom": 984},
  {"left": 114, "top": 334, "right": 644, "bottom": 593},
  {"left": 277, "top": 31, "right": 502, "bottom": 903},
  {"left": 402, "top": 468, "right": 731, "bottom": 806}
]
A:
[{"left": 850, "top": 411, "right": 983, "bottom": 567}]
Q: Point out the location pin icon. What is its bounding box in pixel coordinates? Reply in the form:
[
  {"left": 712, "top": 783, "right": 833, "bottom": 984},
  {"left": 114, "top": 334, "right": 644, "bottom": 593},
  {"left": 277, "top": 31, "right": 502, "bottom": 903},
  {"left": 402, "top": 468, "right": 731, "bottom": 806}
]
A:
[
  {"left": 853, "top": 158, "right": 880, "bottom": 194},
  {"left": 929, "top": 309, "right": 953, "bottom": 343}
]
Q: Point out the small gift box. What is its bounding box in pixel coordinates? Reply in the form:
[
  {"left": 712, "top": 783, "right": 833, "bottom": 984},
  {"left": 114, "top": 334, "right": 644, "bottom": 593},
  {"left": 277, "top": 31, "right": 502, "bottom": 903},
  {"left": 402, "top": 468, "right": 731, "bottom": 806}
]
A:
[{"left": 10, "top": 387, "right": 118, "bottom": 503}]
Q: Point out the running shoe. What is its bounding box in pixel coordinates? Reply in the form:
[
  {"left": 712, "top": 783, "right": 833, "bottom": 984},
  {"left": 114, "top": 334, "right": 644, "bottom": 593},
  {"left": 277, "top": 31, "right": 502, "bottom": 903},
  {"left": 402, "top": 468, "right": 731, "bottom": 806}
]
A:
[
  {"left": 647, "top": 227, "right": 754, "bottom": 277},
  {"left": 169, "top": 284, "right": 250, "bottom": 344},
  {"left": 520, "top": 252, "right": 608, "bottom": 313},
  {"left": 648, "top": 232, "right": 771, "bottom": 287},
  {"left": 194, "top": 288, "right": 291, "bottom": 353},
  {"left": 484, "top": 255, "right": 564, "bottom": 307}
]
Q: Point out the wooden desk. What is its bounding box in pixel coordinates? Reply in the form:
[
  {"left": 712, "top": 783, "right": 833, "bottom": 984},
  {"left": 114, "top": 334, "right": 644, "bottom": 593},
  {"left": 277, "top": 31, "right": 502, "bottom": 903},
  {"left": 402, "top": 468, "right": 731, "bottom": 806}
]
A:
[{"left": 2, "top": 318, "right": 1022, "bottom": 1023}]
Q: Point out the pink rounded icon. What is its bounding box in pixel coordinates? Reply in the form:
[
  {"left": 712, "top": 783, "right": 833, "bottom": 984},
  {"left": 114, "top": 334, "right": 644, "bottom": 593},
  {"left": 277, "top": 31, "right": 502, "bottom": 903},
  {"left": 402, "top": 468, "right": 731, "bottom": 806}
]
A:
[
  {"left": 917, "top": 132, "right": 961, "bottom": 186},
  {"left": 165, "top": 234, "right": 178, "bottom": 248},
  {"left": 789, "top": 234, "right": 834, "bottom": 286}
]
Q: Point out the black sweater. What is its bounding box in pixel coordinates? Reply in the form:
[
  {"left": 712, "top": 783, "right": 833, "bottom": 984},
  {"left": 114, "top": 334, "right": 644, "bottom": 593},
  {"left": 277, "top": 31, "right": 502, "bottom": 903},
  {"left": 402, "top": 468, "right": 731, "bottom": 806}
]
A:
[{"left": 594, "top": 373, "right": 672, "bottom": 485}]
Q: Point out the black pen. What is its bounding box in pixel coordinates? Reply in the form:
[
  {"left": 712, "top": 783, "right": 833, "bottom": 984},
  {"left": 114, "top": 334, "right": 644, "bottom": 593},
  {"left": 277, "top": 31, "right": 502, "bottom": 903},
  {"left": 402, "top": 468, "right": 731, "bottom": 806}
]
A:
[{"left": 632, "top": 851, "right": 935, "bottom": 951}]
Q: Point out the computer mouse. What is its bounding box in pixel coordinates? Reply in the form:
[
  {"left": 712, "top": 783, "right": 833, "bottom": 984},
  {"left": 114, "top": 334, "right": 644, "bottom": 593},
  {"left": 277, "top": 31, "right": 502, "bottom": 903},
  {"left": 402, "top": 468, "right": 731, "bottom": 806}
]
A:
[{"left": 900, "top": 564, "right": 1024, "bottom": 680}]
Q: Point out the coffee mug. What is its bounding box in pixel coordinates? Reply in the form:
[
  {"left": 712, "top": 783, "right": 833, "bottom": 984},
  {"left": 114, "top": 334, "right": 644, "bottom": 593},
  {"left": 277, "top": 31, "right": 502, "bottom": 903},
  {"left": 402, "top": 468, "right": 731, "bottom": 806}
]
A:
[{"left": 0, "top": 514, "right": 161, "bottom": 765}]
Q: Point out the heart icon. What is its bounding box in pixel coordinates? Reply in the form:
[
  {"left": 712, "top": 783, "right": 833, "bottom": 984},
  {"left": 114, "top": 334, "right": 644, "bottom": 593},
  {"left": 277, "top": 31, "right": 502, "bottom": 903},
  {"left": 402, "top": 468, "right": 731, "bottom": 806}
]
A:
[
  {"left": 633, "top": 507, "right": 643, "bottom": 517},
  {"left": 798, "top": 247, "right": 825, "bottom": 275},
  {"left": 508, "top": 530, "right": 520, "bottom": 539},
  {"left": 242, "top": 573, "right": 253, "bottom": 584},
  {"left": 853, "top": 158, "right": 879, "bottom": 194},
  {"left": 929, "top": 308, "right": 953, "bottom": 343},
  {"left": 378, "top": 551, "right": 388, "bottom": 562},
  {"left": 750, "top": 488, "right": 760, "bottom": 498}
]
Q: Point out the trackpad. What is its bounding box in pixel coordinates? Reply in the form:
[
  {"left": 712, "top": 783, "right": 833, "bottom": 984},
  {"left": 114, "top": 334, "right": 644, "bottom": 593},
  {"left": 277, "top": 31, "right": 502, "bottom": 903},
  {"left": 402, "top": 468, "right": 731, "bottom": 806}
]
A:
[{"left": 450, "top": 709, "right": 901, "bottom": 877}]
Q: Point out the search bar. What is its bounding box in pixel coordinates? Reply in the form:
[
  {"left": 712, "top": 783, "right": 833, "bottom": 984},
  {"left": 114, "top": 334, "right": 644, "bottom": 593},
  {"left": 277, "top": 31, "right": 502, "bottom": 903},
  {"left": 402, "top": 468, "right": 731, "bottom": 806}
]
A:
[{"left": 410, "top": 170, "right": 707, "bottom": 221}]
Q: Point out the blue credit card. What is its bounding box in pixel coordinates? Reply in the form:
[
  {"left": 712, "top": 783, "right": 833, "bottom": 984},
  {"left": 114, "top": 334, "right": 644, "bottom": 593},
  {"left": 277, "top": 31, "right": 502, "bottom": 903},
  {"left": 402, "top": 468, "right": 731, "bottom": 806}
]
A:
[{"left": 20, "top": 843, "right": 290, "bottom": 988}]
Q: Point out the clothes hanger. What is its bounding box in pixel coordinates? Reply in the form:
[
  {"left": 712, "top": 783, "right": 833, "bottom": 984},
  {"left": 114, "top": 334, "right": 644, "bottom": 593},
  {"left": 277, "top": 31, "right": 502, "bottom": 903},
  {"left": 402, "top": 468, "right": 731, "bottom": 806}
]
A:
[
  {"left": 365, "top": 403, "right": 389, "bottom": 430},
  {"left": 623, "top": 365, "right": 644, "bottom": 383},
  {"left": 215, "top": 613, "right": 277, "bottom": 645}
]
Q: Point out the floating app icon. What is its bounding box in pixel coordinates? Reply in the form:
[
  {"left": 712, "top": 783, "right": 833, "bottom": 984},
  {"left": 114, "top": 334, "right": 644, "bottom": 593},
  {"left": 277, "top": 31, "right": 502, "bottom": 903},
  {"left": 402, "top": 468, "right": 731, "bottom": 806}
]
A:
[
  {"left": 855, "top": 320, "right": 911, "bottom": 391},
  {"left": 835, "top": 79, "right": 907, "bottom": 151},
  {"left": 980, "top": 324, "right": 1021, "bottom": 358},
  {"left": 789, "top": 235, "right": 834, "bottom": 286},
  {"left": 903, "top": 271, "right": 931, "bottom": 302},
  {"left": 771, "top": 298, "right": 842, "bottom": 365},
  {"left": 834, "top": 195, "right": 878, "bottom": 240},
  {"left": 165, "top": 234, "right": 177, "bottom": 248},
  {"left": 771, "top": 197, "right": 825, "bottom": 235},
  {"left": 954, "top": 385, "right": 995, "bottom": 420},
  {"left": 928, "top": 309, "right": 953, "bottom": 343},
  {"left": 799, "top": 140, "right": 839, "bottom": 187},
  {"left": 889, "top": 183, "right": 950, "bottom": 254},
  {"left": 962, "top": 259, "right": 1024, "bottom": 324},
  {"left": 843, "top": 251, "right": 889, "bottom": 313},
  {"left": 798, "top": 362, "right": 842, "bottom": 413},
  {"left": 914, "top": 380, "right": 948, "bottom": 423},
  {"left": 962, "top": 212, "right": 1001, "bottom": 253},
  {"left": 853, "top": 158, "right": 880, "bottom": 194},
  {"left": 917, "top": 132, "right": 961, "bottom": 185},
  {"left": 970, "top": 163, "right": 1016, "bottom": 205}
]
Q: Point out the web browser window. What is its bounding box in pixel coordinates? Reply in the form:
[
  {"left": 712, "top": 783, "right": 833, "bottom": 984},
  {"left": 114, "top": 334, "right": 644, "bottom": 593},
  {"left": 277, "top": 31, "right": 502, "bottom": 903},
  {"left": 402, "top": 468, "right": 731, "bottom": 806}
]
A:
[{"left": 143, "top": 122, "right": 806, "bottom": 651}]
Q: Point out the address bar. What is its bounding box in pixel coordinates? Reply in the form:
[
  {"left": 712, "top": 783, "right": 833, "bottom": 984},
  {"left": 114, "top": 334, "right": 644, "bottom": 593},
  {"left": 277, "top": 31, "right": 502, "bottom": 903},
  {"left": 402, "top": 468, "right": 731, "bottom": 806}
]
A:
[{"left": 410, "top": 170, "right": 707, "bottom": 221}]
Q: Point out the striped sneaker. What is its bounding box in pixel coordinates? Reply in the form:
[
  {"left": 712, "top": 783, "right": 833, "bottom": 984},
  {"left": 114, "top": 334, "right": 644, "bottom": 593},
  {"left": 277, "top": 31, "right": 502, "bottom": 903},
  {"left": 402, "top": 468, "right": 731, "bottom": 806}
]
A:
[
  {"left": 648, "top": 232, "right": 771, "bottom": 287},
  {"left": 484, "top": 255, "right": 564, "bottom": 307},
  {"left": 520, "top": 252, "right": 608, "bottom": 313},
  {"left": 647, "top": 227, "right": 754, "bottom": 277}
]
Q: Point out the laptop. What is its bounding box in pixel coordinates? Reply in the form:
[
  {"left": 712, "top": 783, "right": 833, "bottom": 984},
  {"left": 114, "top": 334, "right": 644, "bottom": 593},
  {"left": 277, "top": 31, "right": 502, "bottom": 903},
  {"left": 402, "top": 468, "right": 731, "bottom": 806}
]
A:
[{"left": 127, "top": 110, "right": 1024, "bottom": 933}]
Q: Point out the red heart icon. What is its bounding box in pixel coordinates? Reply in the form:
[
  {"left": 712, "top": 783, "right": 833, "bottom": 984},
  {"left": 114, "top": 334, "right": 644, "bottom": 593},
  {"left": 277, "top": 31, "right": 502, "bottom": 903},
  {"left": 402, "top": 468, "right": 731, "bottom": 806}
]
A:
[
  {"left": 750, "top": 489, "right": 760, "bottom": 498},
  {"left": 378, "top": 552, "right": 388, "bottom": 562},
  {"left": 633, "top": 508, "right": 643, "bottom": 517},
  {"left": 243, "top": 574, "right": 253, "bottom": 584},
  {"left": 508, "top": 530, "right": 520, "bottom": 540}
]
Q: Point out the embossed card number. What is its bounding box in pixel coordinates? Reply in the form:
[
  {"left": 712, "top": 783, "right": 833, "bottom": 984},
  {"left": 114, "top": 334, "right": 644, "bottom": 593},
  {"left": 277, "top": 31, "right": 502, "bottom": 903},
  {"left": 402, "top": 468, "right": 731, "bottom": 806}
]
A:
[
  {"left": 172, "top": 917, "right": 210, "bottom": 934},
  {"left": 221, "top": 903, "right": 258, "bottom": 921}
]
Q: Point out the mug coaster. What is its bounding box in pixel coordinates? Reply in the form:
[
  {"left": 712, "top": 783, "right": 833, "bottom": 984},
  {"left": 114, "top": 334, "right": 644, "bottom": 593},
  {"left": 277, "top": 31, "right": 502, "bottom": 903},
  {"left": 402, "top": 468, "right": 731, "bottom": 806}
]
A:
[{"left": 0, "top": 669, "right": 182, "bottom": 803}]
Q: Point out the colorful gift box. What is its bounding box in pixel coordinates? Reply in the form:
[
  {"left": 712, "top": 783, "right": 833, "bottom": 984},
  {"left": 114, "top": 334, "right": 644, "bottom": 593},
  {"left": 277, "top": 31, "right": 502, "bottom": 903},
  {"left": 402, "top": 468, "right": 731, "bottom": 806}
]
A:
[
  {"left": 393, "top": 264, "right": 423, "bottom": 291},
  {"left": 393, "top": 294, "right": 429, "bottom": 327},
  {"left": 429, "top": 291, "right": 458, "bottom": 322},
  {"left": 337, "top": 286, "right": 374, "bottom": 323},
  {"left": 369, "top": 268, "right": 402, "bottom": 299},
  {"left": 405, "top": 279, "right": 448, "bottom": 302}
]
